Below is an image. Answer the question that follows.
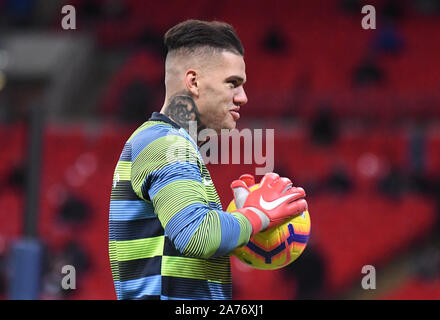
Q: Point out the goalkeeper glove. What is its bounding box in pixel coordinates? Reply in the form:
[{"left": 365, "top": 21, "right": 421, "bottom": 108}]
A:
[
  {"left": 231, "top": 173, "right": 255, "bottom": 209},
  {"left": 231, "top": 172, "right": 307, "bottom": 235}
]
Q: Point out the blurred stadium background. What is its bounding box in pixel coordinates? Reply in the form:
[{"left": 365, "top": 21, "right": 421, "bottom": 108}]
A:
[{"left": 0, "top": 0, "right": 439, "bottom": 300}]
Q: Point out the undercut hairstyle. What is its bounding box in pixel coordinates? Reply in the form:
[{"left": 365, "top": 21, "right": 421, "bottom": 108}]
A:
[{"left": 164, "top": 19, "right": 244, "bottom": 57}]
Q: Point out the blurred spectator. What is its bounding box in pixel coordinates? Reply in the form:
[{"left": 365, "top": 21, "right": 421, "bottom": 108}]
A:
[
  {"left": 409, "top": 125, "right": 426, "bottom": 175},
  {"left": 100, "top": 0, "right": 128, "bottom": 20},
  {"left": 414, "top": 0, "right": 440, "bottom": 15},
  {"left": 137, "top": 28, "right": 165, "bottom": 55},
  {"left": 3, "top": 163, "right": 27, "bottom": 194},
  {"left": 57, "top": 193, "right": 91, "bottom": 227},
  {"left": 377, "top": 167, "right": 406, "bottom": 199},
  {"left": 61, "top": 241, "right": 90, "bottom": 275},
  {"left": 432, "top": 177, "right": 440, "bottom": 232},
  {"left": 352, "top": 56, "right": 385, "bottom": 87},
  {"left": 282, "top": 71, "right": 312, "bottom": 120},
  {"left": 411, "top": 245, "right": 440, "bottom": 280},
  {"left": 4, "top": 0, "right": 36, "bottom": 27},
  {"left": 0, "top": 259, "right": 4, "bottom": 298},
  {"left": 326, "top": 166, "right": 353, "bottom": 194},
  {"left": 75, "top": 0, "right": 127, "bottom": 25},
  {"left": 310, "top": 106, "right": 339, "bottom": 146},
  {"left": 339, "top": 0, "right": 362, "bottom": 14},
  {"left": 118, "top": 78, "right": 155, "bottom": 123},
  {"left": 41, "top": 244, "right": 62, "bottom": 299},
  {"left": 99, "top": 50, "right": 164, "bottom": 122},
  {"left": 0, "top": 237, "right": 6, "bottom": 298},
  {"left": 407, "top": 125, "right": 430, "bottom": 194},
  {"left": 371, "top": 22, "right": 405, "bottom": 56},
  {"left": 408, "top": 172, "right": 432, "bottom": 195},
  {"left": 0, "top": 82, "right": 42, "bottom": 123},
  {"left": 261, "top": 27, "right": 288, "bottom": 54},
  {"left": 381, "top": 0, "right": 405, "bottom": 23},
  {"left": 80, "top": 0, "right": 103, "bottom": 19},
  {"left": 283, "top": 244, "right": 326, "bottom": 300},
  {"left": 41, "top": 240, "right": 90, "bottom": 299}
]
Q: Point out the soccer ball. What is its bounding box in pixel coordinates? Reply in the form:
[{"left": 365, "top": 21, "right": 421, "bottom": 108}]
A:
[{"left": 226, "top": 183, "right": 311, "bottom": 270}]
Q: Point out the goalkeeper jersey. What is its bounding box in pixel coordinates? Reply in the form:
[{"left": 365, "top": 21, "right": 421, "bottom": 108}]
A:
[{"left": 108, "top": 112, "right": 252, "bottom": 300}]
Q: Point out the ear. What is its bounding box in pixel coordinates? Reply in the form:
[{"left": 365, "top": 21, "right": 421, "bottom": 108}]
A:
[{"left": 184, "top": 69, "right": 199, "bottom": 97}]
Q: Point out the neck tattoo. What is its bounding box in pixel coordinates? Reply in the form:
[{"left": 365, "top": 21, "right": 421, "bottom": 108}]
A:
[{"left": 163, "top": 91, "right": 207, "bottom": 146}]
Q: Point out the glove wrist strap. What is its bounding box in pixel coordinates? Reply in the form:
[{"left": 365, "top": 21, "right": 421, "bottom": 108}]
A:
[
  {"left": 237, "top": 207, "right": 261, "bottom": 235},
  {"left": 237, "top": 207, "right": 269, "bottom": 236}
]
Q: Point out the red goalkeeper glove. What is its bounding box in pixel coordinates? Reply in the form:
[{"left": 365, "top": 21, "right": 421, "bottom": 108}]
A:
[
  {"left": 231, "top": 173, "right": 255, "bottom": 209},
  {"left": 231, "top": 172, "right": 307, "bottom": 235}
]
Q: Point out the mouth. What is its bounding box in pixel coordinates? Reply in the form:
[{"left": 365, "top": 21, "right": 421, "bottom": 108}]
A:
[{"left": 229, "top": 107, "right": 240, "bottom": 121}]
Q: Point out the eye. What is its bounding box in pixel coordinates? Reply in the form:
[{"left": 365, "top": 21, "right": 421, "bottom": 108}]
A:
[{"left": 227, "top": 81, "right": 238, "bottom": 88}]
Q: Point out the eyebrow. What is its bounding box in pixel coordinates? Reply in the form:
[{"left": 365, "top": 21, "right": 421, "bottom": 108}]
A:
[{"left": 225, "top": 75, "right": 246, "bottom": 85}]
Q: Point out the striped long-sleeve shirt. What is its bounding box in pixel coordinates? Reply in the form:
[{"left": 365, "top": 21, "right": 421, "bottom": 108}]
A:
[{"left": 108, "top": 112, "right": 252, "bottom": 300}]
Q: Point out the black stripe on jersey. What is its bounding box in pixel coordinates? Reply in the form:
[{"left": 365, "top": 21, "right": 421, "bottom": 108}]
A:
[
  {"left": 163, "top": 236, "right": 185, "bottom": 257},
  {"left": 116, "top": 256, "right": 162, "bottom": 282},
  {"left": 138, "top": 295, "right": 161, "bottom": 300},
  {"left": 109, "top": 218, "right": 164, "bottom": 241},
  {"left": 161, "top": 276, "right": 232, "bottom": 300},
  {"left": 140, "top": 178, "right": 151, "bottom": 202},
  {"left": 111, "top": 180, "right": 139, "bottom": 201}
]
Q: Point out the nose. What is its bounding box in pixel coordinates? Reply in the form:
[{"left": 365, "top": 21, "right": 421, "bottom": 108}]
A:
[{"left": 234, "top": 87, "right": 248, "bottom": 106}]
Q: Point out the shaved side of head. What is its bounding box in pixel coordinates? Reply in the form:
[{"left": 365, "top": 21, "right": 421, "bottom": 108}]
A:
[
  {"left": 164, "top": 47, "right": 224, "bottom": 96},
  {"left": 163, "top": 20, "right": 244, "bottom": 97}
]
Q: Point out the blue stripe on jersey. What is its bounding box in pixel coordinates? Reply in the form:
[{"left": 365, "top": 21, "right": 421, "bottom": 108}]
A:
[
  {"left": 131, "top": 125, "right": 180, "bottom": 161},
  {"left": 208, "top": 201, "right": 222, "bottom": 211},
  {"left": 213, "top": 210, "right": 242, "bottom": 257},
  {"left": 119, "top": 142, "right": 132, "bottom": 161},
  {"left": 160, "top": 295, "right": 187, "bottom": 300},
  {"left": 115, "top": 275, "right": 162, "bottom": 299},
  {"left": 178, "top": 127, "right": 199, "bottom": 151},
  {"left": 148, "top": 162, "right": 202, "bottom": 199},
  {"left": 207, "top": 281, "right": 233, "bottom": 299},
  {"left": 109, "top": 200, "right": 156, "bottom": 221},
  {"left": 164, "top": 203, "right": 208, "bottom": 253}
]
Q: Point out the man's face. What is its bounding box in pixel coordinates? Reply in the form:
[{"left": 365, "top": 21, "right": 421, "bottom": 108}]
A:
[{"left": 196, "top": 51, "right": 248, "bottom": 134}]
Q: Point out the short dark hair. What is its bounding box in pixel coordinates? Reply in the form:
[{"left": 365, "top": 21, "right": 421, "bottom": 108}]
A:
[{"left": 164, "top": 19, "right": 244, "bottom": 56}]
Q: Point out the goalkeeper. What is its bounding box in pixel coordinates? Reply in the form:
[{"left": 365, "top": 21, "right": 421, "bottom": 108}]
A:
[{"left": 108, "top": 19, "right": 308, "bottom": 300}]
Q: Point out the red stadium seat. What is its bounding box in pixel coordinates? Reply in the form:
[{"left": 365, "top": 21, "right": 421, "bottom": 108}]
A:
[{"left": 380, "top": 277, "right": 440, "bottom": 300}]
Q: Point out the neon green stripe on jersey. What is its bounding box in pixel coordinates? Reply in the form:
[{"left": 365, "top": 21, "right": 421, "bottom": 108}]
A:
[
  {"left": 205, "top": 256, "right": 232, "bottom": 283},
  {"left": 161, "top": 256, "right": 232, "bottom": 283},
  {"left": 114, "top": 161, "right": 131, "bottom": 181},
  {"left": 182, "top": 209, "right": 222, "bottom": 258},
  {"left": 109, "top": 241, "right": 119, "bottom": 276},
  {"left": 109, "top": 236, "right": 164, "bottom": 262},
  {"left": 152, "top": 179, "right": 207, "bottom": 227}
]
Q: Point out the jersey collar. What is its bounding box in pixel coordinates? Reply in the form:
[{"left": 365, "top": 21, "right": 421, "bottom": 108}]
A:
[
  {"left": 148, "top": 112, "right": 181, "bottom": 129},
  {"left": 149, "top": 111, "right": 207, "bottom": 149}
]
